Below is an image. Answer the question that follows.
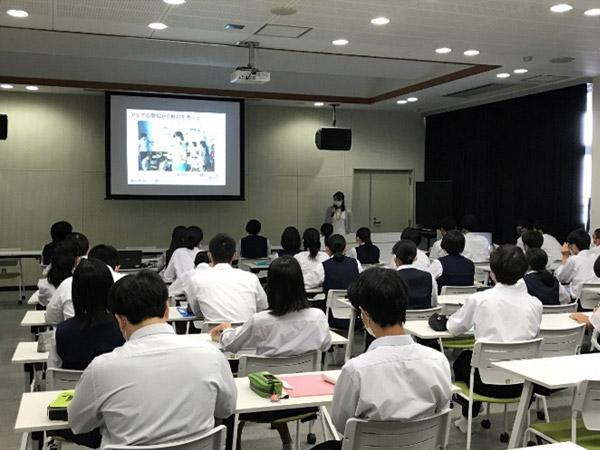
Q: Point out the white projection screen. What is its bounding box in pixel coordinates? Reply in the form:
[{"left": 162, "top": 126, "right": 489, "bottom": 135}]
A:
[{"left": 106, "top": 92, "right": 244, "bottom": 200}]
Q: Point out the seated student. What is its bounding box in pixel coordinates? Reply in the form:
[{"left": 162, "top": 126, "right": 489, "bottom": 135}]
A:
[
  {"left": 397, "top": 227, "right": 430, "bottom": 270},
  {"left": 45, "top": 232, "right": 89, "bottom": 326},
  {"left": 447, "top": 245, "right": 542, "bottom": 432},
  {"left": 42, "top": 221, "right": 72, "bottom": 266},
  {"left": 461, "top": 214, "right": 490, "bottom": 262},
  {"left": 37, "top": 240, "right": 78, "bottom": 308},
  {"left": 240, "top": 219, "right": 270, "bottom": 258},
  {"left": 168, "top": 251, "right": 211, "bottom": 297},
  {"left": 277, "top": 226, "right": 301, "bottom": 257},
  {"left": 429, "top": 217, "right": 457, "bottom": 260},
  {"left": 591, "top": 228, "right": 600, "bottom": 254},
  {"left": 532, "top": 221, "right": 563, "bottom": 263},
  {"left": 163, "top": 225, "right": 203, "bottom": 282},
  {"left": 164, "top": 225, "right": 186, "bottom": 267},
  {"left": 313, "top": 268, "right": 451, "bottom": 448},
  {"left": 320, "top": 222, "right": 333, "bottom": 252},
  {"left": 347, "top": 227, "right": 380, "bottom": 264},
  {"left": 429, "top": 230, "right": 475, "bottom": 294},
  {"left": 523, "top": 248, "right": 570, "bottom": 305},
  {"left": 185, "top": 233, "right": 268, "bottom": 322},
  {"left": 88, "top": 244, "right": 126, "bottom": 281},
  {"left": 211, "top": 256, "right": 332, "bottom": 450},
  {"left": 520, "top": 230, "right": 543, "bottom": 251},
  {"left": 515, "top": 218, "right": 531, "bottom": 248},
  {"left": 555, "top": 228, "right": 600, "bottom": 299},
  {"left": 570, "top": 257, "right": 600, "bottom": 327},
  {"left": 392, "top": 240, "right": 437, "bottom": 309},
  {"left": 295, "top": 228, "right": 329, "bottom": 283},
  {"left": 68, "top": 271, "right": 237, "bottom": 449}
]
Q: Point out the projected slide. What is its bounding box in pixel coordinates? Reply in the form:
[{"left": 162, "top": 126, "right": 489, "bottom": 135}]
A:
[{"left": 128, "top": 109, "right": 226, "bottom": 186}]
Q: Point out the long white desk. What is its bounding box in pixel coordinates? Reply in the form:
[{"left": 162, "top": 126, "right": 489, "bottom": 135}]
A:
[
  {"left": 12, "top": 342, "right": 48, "bottom": 391},
  {"left": 188, "top": 330, "right": 348, "bottom": 349},
  {"left": 493, "top": 353, "right": 600, "bottom": 448},
  {"left": 21, "top": 311, "right": 46, "bottom": 328}
]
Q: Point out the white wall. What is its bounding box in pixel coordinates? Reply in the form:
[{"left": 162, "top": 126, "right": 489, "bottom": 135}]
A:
[
  {"left": 592, "top": 78, "right": 600, "bottom": 228},
  {"left": 0, "top": 92, "right": 424, "bottom": 282}
]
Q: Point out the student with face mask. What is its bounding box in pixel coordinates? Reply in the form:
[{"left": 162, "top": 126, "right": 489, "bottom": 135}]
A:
[{"left": 324, "top": 191, "right": 352, "bottom": 235}]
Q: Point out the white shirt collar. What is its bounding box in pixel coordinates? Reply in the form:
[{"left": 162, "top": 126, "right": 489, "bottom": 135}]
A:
[
  {"left": 129, "top": 323, "right": 175, "bottom": 341},
  {"left": 368, "top": 334, "right": 414, "bottom": 351}
]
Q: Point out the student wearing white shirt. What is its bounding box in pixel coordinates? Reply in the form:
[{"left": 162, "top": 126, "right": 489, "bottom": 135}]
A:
[
  {"left": 88, "top": 244, "right": 127, "bottom": 281},
  {"left": 590, "top": 228, "right": 600, "bottom": 254},
  {"left": 211, "top": 256, "right": 331, "bottom": 450},
  {"left": 185, "top": 233, "right": 268, "bottom": 322},
  {"left": 523, "top": 248, "right": 570, "bottom": 305},
  {"left": 515, "top": 218, "right": 531, "bottom": 248},
  {"left": 168, "top": 251, "right": 211, "bottom": 297},
  {"left": 395, "top": 227, "right": 430, "bottom": 271},
  {"left": 163, "top": 225, "right": 203, "bottom": 282},
  {"left": 571, "top": 256, "right": 600, "bottom": 328},
  {"left": 347, "top": 227, "right": 380, "bottom": 264},
  {"left": 313, "top": 268, "right": 451, "bottom": 448},
  {"left": 294, "top": 228, "right": 329, "bottom": 284},
  {"left": 461, "top": 214, "right": 490, "bottom": 262},
  {"left": 448, "top": 245, "right": 542, "bottom": 432},
  {"left": 324, "top": 191, "right": 352, "bottom": 235},
  {"left": 68, "top": 270, "right": 237, "bottom": 449},
  {"left": 533, "top": 222, "right": 563, "bottom": 263},
  {"left": 555, "top": 228, "right": 600, "bottom": 299},
  {"left": 37, "top": 240, "right": 78, "bottom": 307},
  {"left": 429, "top": 217, "right": 457, "bottom": 260},
  {"left": 392, "top": 240, "right": 438, "bottom": 309}
]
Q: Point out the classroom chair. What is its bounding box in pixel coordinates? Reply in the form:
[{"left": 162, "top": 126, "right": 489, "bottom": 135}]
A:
[
  {"left": 473, "top": 263, "right": 491, "bottom": 286},
  {"left": 542, "top": 303, "right": 578, "bottom": 314},
  {"left": 579, "top": 283, "right": 600, "bottom": 310},
  {"left": 453, "top": 339, "right": 543, "bottom": 450},
  {"left": 46, "top": 368, "right": 83, "bottom": 390},
  {"left": 440, "top": 285, "right": 478, "bottom": 295},
  {"left": 526, "top": 380, "right": 600, "bottom": 448},
  {"left": 325, "top": 289, "right": 358, "bottom": 364},
  {"left": 104, "top": 424, "right": 226, "bottom": 449}
]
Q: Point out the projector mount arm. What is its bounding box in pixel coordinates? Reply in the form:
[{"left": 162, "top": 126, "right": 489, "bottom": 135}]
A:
[
  {"left": 330, "top": 103, "right": 340, "bottom": 127},
  {"left": 236, "top": 41, "right": 261, "bottom": 73}
]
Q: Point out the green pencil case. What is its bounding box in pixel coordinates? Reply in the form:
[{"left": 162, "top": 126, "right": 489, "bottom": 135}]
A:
[
  {"left": 248, "top": 371, "right": 283, "bottom": 398},
  {"left": 47, "top": 390, "right": 74, "bottom": 421}
]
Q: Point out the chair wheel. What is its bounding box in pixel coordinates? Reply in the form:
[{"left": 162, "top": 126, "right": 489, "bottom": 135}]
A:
[
  {"left": 481, "top": 419, "right": 491, "bottom": 429},
  {"left": 500, "top": 432, "right": 509, "bottom": 442},
  {"left": 536, "top": 411, "right": 545, "bottom": 420},
  {"left": 307, "top": 433, "right": 316, "bottom": 444}
]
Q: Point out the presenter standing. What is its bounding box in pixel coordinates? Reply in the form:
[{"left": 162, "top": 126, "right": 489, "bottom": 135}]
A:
[{"left": 324, "top": 191, "right": 352, "bottom": 235}]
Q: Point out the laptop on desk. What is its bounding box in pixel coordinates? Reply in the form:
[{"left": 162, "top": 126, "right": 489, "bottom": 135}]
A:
[{"left": 117, "top": 250, "right": 143, "bottom": 270}]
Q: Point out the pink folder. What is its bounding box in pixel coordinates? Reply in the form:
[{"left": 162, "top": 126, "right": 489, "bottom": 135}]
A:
[{"left": 278, "top": 374, "right": 336, "bottom": 398}]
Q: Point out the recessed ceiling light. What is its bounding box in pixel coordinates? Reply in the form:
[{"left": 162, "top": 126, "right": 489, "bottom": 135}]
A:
[
  {"left": 584, "top": 8, "right": 600, "bottom": 16},
  {"left": 332, "top": 39, "right": 349, "bottom": 46},
  {"left": 514, "top": 68, "right": 529, "bottom": 74},
  {"left": 436, "top": 47, "right": 452, "bottom": 54},
  {"left": 496, "top": 73, "right": 511, "bottom": 78},
  {"left": 371, "top": 17, "right": 390, "bottom": 25},
  {"left": 7, "top": 9, "right": 28, "bottom": 18},
  {"left": 397, "top": 100, "right": 408, "bottom": 104},
  {"left": 314, "top": 102, "right": 324, "bottom": 107},
  {"left": 550, "top": 4, "right": 573, "bottom": 12},
  {"left": 270, "top": 6, "right": 297, "bottom": 15},
  {"left": 26, "top": 86, "right": 39, "bottom": 91},
  {"left": 163, "top": 0, "right": 185, "bottom": 4},
  {"left": 225, "top": 23, "right": 245, "bottom": 30},
  {"left": 148, "top": 22, "right": 168, "bottom": 30},
  {"left": 464, "top": 49, "right": 480, "bottom": 56},
  {"left": 0, "top": 84, "right": 14, "bottom": 89},
  {"left": 407, "top": 97, "right": 418, "bottom": 102}
]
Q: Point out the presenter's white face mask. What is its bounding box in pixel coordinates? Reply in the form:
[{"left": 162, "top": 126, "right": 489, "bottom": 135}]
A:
[{"left": 333, "top": 200, "right": 342, "bottom": 207}]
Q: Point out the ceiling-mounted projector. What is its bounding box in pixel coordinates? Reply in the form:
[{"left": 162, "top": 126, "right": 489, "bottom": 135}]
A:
[{"left": 231, "top": 41, "right": 270, "bottom": 85}]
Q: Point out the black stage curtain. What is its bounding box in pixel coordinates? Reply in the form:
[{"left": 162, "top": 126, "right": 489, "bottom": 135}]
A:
[{"left": 425, "top": 84, "right": 587, "bottom": 244}]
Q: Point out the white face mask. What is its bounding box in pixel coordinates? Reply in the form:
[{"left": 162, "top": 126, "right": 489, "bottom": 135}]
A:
[
  {"left": 333, "top": 200, "right": 342, "bottom": 207},
  {"left": 361, "top": 310, "right": 375, "bottom": 337}
]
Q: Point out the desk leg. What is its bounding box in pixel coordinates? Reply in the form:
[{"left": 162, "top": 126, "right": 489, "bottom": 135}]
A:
[
  {"left": 231, "top": 413, "right": 240, "bottom": 450},
  {"left": 344, "top": 308, "right": 356, "bottom": 362},
  {"left": 24, "top": 363, "right": 32, "bottom": 392},
  {"left": 507, "top": 380, "right": 533, "bottom": 448}
]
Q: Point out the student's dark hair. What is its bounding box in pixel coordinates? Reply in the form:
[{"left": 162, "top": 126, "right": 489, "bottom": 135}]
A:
[
  {"left": 327, "top": 234, "right": 346, "bottom": 262},
  {"left": 392, "top": 239, "right": 417, "bottom": 265},
  {"left": 441, "top": 230, "right": 465, "bottom": 255},
  {"left": 348, "top": 268, "right": 408, "bottom": 326},
  {"left": 246, "top": 219, "right": 262, "bottom": 235},
  {"left": 401, "top": 227, "right": 421, "bottom": 246},
  {"left": 521, "top": 230, "right": 543, "bottom": 249},
  {"left": 108, "top": 270, "right": 167, "bottom": 325},
  {"left": 490, "top": 244, "right": 527, "bottom": 285},
  {"left": 166, "top": 225, "right": 187, "bottom": 265},
  {"left": 594, "top": 228, "right": 600, "bottom": 238},
  {"left": 281, "top": 226, "right": 301, "bottom": 251},
  {"left": 566, "top": 228, "right": 591, "bottom": 251},
  {"left": 209, "top": 233, "right": 236, "bottom": 263},
  {"left": 320, "top": 223, "right": 334, "bottom": 248},
  {"left": 184, "top": 225, "right": 203, "bottom": 249},
  {"left": 267, "top": 256, "right": 309, "bottom": 316},
  {"left": 50, "top": 221, "right": 73, "bottom": 242},
  {"left": 47, "top": 240, "right": 78, "bottom": 288},
  {"left": 356, "top": 227, "right": 373, "bottom": 247},
  {"left": 461, "top": 214, "right": 478, "bottom": 232},
  {"left": 517, "top": 218, "right": 531, "bottom": 230},
  {"left": 526, "top": 248, "right": 554, "bottom": 287},
  {"left": 439, "top": 217, "right": 457, "bottom": 232},
  {"left": 302, "top": 228, "right": 321, "bottom": 259},
  {"left": 66, "top": 232, "right": 89, "bottom": 257},
  {"left": 532, "top": 220, "right": 547, "bottom": 233},
  {"left": 72, "top": 259, "right": 115, "bottom": 328},
  {"left": 333, "top": 191, "right": 346, "bottom": 212},
  {"left": 594, "top": 255, "right": 600, "bottom": 278},
  {"left": 194, "top": 251, "right": 210, "bottom": 266},
  {"left": 89, "top": 244, "right": 119, "bottom": 270}
]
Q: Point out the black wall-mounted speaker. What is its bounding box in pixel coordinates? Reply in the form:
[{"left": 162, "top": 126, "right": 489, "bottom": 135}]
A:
[
  {"left": 315, "top": 127, "right": 351, "bottom": 151},
  {"left": 0, "top": 114, "right": 7, "bottom": 140}
]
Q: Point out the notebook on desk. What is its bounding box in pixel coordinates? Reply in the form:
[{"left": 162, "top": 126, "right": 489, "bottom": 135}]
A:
[{"left": 278, "top": 374, "right": 336, "bottom": 398}]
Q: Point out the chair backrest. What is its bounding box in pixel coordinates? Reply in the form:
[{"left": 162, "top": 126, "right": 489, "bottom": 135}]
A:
[
  {"left": 473, "top": 263, "right": 490, "bottom": 286},
  {"left": 539, "top": 324, "right": 585, "bottom": 357},
  {"left": 200, "top": 322, "right": 243, "bottom": 334},
  {"left": 237, "top": 351, "right": 320, "bottom": 377},
  {"left": 440, "top": 285, "right": 477, "bottom": 295},
  {"left": 542, "top": 303, "right": 578, "bottom": 314},
  {"left": 579, "top": 284, "right": 600, "bottom": 309},
  {"left": 471, "top": 339, "right": 543, "bottom": 385},
  {"left": 326, "top": 289, "right": 352, "bottom": 320},
  {"left": 104, "top": 425, "right": 226, "bottom": 450},
  {"left": 47, "top": 368, "right": 84, "bottom": 390},
  {"left": 405, "top": 307, "right": 442, "bottom": 322},
  {"left": 341, "top": 409, "right": 451, "bottom": 450},
  {"left": 573, "top": 380, "right": 600, "bottom": 432}
]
